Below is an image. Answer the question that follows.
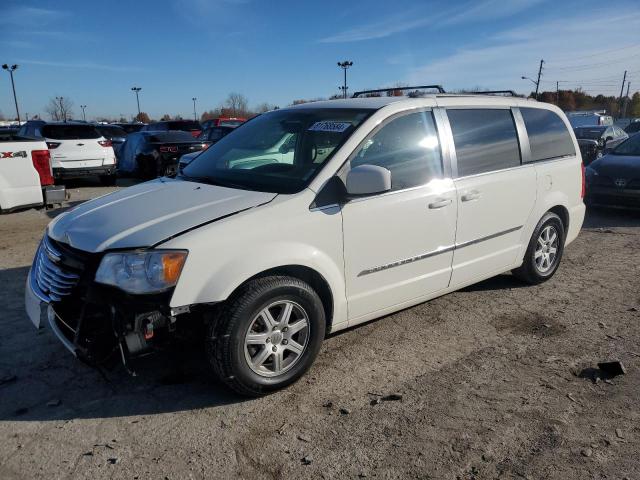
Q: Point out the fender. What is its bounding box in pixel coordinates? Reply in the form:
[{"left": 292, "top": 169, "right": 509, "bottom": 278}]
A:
[{"left": 162, "top": 193, "right": 349, "bottom": 328}]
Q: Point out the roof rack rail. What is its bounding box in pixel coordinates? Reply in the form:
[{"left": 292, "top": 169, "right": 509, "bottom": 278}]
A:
[
  {"left": 352, "top": 85, "right": 446, "bottom": 98},
  {"left": 466, "top": 90, "right": 519, "bottom": 96}
]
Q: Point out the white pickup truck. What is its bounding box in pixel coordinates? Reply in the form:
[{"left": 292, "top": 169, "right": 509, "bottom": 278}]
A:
[{"left": 0, "top": 133, "right": 66, "bottom": 212}]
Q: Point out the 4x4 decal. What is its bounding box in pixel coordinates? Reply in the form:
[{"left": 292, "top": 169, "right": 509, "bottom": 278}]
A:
[{"left": 1, "top": 150, "right": 27, "bottom": 159}]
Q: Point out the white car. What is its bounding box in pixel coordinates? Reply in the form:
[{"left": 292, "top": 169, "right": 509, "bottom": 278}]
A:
[
  {"left": 0, "top": 134, "right": 66, "bottom": 212},
  {"left": 25, "top": 91, "right": 585, "bottom": 396},
  {"left": 20, "top": 122, "right": 117, "bottom": 185}
]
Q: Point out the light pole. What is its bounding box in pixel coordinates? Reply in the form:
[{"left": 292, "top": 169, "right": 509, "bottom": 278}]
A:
[
  {"left": 80, "top": 104, "right": 87, "bottom": 121},
  {"left": 55, "top": 96, "right": 67, "bottom": 122},
  {"left": 337, "top": 61, "right": 353, "bottom": 99},
  {"left": 131, "top": 86, "right": 142, "bottom": 119},
  {"left": 192, "top": 97, "right": 197, "bottom": 121},
  {"left": 521, "top": 76, "right": 539, "bottom": 99},
  {"left": 2, "top": 64, "right": 21, "bottom": 123}
]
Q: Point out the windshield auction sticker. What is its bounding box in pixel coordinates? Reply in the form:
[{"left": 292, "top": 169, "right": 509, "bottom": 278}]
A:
[{"left": 308, "top": 121, "right": 352, "bottom": 133}]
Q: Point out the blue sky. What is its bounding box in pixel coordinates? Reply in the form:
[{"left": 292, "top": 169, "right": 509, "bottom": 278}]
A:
[{"left": 1, "top": 0, "right": 639, "bottom": 120}]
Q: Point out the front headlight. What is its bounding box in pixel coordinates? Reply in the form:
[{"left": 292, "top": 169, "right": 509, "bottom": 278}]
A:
[{"left": 95, "top": 250, "right": 187, "bottom": 294}]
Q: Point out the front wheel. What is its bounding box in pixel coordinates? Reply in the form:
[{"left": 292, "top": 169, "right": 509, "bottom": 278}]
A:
[
  {"left": 206, "top": 276, "right": 326, "bottom": 396},
  {"left": 512, "top": 212, "right": 565, "bottom": 284}
]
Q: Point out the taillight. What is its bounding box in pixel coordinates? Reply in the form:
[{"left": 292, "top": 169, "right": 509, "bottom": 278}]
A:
[
  {"left": 581, "top": 162, "right": 586, "bottom": 198},
  {"left": 201, "top": 143, "right": 210, "bottom": 150},
  {"left": 46, "top": 142, "right": 60, "bottom": 149},
  {"left": 160, "top": 146, "right": 178, "bottom": 153},
  {"left": 191, "top": 130, "right": 201, "bottom": 137},
  {"left": 98, "top": 140, "right": 112, "bottom": 147},
  {"left": 31, "top": 150, "right": 54, "bottom": 186}
]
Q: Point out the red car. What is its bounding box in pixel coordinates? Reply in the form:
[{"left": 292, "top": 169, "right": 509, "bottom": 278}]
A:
[{"left": 201, "top": 117, "right": 246, "bottom": 129}]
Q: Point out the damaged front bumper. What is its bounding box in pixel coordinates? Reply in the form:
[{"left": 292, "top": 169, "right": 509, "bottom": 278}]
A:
[{"left": 25, "top": 236, "right": 187, "bottom": 372}]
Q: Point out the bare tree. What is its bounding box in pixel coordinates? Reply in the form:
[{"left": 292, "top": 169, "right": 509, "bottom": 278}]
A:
[
  {"left": 225, "top": 93, "right": 249, "bottom": 116},
  {"left": 45, "top": 97, "right": 74, "bottom": 121},
  {"left": 255, "top": 102, "right": 276, "bottom": 113},
  {"left": 0, "top": 110, "right": 5, "bottom": 121}
]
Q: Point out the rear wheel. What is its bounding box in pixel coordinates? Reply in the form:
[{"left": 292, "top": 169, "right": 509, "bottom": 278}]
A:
[
  {"left": 206, "top": 276, "right": 326, "bottom": 396},
  {"left": 512, "top": 212, "right": 565, "bottom": 284}
]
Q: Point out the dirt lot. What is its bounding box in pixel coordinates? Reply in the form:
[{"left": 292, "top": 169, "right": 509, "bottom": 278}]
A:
[{"left": 1, "top": 179, "right": 639, "bottom": 479}]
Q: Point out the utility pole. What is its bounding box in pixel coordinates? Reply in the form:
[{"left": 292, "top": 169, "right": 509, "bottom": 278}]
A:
[
  {"left": 535, "top": 59, "right": 544, "bottom": 100},
  {"left": 621, "top": 81, "right": 631, "bottom": 118},
  {"left": 618, "top": 71, "right": 627, "bottom": 117},
  {"left": 337, "top": 61, "right": 353, "bottom": 99},
  {"left": 80, "top": 104, "right": 87, "bottom": 121},
  {"left": 192, "top": 97, "right": 197, "bottom": 121},
  {"left": 131, "top": 86, "right": 142, "bottom": 118},
  {"left": 2, "top": 64, "right": 21, "bottom": 123}
]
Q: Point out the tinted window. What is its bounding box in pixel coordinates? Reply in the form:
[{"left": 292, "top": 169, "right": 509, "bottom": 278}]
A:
[
  {"left": 41, "top": 125, "right": 100, "bottom": 140},
  {"left": 520, "top": 108, "right": 576, "bottom": 162},
  {"left": 351, "top": 111, "right": 443, "bottom": 191},
  {"left": 168, "top": 121, "right": 201, "bottom": 131},
  {"left": 624, "top": 122, "right": 640, "bottom": 134},
  {"left": 448, "top": 109, "right": 520, "bottom": 177},
  {"left": 97, "top": 126, "right": 127, "bottom": 138},
  {"left": 612, "top": 134, "right": 640, "bottom": 156},
  {"left": 147, "top": 132, "right": 197, "bottom": 142},
  {"left": 574, "top": 127, "right": 606, "bottom": 139}
]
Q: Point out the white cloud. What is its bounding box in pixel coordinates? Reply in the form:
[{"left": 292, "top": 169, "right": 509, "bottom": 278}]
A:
[
  {"left": 0, "top": 6, "right": 66, "bottom": 26},
  {"left": 318, "top": 0, "right": 544, "bottom": 43},
  {"left": 18, "top": 59, "right": 144, "bottom": 72},
  {"left": 408, "top": 10, "right": 640, "bottom": 96}
]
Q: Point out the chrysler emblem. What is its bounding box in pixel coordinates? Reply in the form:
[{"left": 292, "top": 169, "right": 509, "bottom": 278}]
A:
[{"left": 615, "top": 178, "right": 627, "bottom": 188}]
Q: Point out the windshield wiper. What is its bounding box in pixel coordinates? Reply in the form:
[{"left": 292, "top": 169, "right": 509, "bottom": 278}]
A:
[{"left": 180, "top": 174, "right": 251, "bottom": 190}]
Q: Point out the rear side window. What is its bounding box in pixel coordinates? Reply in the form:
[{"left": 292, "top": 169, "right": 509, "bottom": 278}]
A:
[
  {"left": 41, "top": 125, "right": 100, "bottom": 140},
  {"left": 448, "top": 109, "right": 520, "bottom": 177},
  {"left": 521, "top": 108, "right": 575, "bottom": 162},
  {"left": 351, "top": 110, "right": 443, "bottom": 191}
]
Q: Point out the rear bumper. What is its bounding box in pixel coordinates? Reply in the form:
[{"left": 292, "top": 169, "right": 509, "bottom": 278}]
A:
[{"left": 53, "top": 165, "right": 116, "bottom": 179}]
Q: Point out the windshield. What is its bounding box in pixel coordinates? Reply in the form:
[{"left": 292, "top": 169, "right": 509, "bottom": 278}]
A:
[
  {"left": 168, "top": 121, "right": 201, "bottom": 131},
  {"left": 97, "top": 126, "right": 126, "bottom": 138},
  {"left": 612, "top": 134, "right": 640, "bottom": 156},
  {"left": 574, "top": 127, "right": 606, "bottom": 139},
  {"left": 182, "top": 108, "right": 372, "bottom": 193}
]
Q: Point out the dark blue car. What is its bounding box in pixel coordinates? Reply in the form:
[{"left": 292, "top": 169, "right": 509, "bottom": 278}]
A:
[{"left": 585, "top": 133, "right": 640, "bottom": 208}]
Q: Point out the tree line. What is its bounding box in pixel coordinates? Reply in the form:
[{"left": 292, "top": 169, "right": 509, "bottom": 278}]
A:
[{"left": 11, "top": 87, "right": 639, "bottom": 124}]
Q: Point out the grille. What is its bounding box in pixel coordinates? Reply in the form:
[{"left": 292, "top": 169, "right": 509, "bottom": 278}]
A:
[{"left": 34, "top": 236, "right": 80, "bottom": 302}]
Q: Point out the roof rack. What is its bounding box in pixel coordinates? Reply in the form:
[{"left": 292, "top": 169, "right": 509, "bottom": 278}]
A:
[
  {"left": 352, "top": 85, "right": 446, "bottom": 98},
  {"left": 465, "top": 90, "right": 519, "bottom": 96}
]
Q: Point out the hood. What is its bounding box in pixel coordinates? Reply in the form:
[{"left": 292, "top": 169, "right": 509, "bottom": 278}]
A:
[
  {"left": 48, "top": 178, "right": 276, "bottom": 252},
  {"left": 590, "top": 154, "right": 640, "bottom": 178}
]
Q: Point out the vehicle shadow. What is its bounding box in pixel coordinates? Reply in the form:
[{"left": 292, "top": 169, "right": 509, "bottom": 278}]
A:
[
  {"left": 583, "top": 205, "right": 640, "bottom": 229},
  {"left": 0, "top": 265, "right": 248, "bottom": 422}
]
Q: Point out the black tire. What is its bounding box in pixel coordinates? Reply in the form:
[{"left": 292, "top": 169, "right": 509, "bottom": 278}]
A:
[
  {"left": 206, "top": 276, "right": 326, "bottom": 397},
  {"left": 99, "top": 175, "right": 117, "bottom": 186},
  {"left": 512, "top": 212, "right": 565, "bottom": 285}
]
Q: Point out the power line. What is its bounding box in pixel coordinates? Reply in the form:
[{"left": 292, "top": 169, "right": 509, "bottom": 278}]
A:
[{"left": 544, "top": 43, "right": 640, "bottom": 63}]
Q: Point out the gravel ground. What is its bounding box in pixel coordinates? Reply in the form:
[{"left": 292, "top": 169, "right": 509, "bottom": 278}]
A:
[{"left": 1, "top": 178, "right": 639, "bottom": 479}]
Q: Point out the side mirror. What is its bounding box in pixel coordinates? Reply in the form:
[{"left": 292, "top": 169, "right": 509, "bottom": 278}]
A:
[
  {"left": 605, "top": 136, "right": 613, "bottom": 143},
  {"left": 346, "top": 164, "right": 391, "bottom": 196}
]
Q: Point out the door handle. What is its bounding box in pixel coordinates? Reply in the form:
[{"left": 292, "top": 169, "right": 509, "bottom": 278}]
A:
[
  {"left": 428, "top": 198, "right": 452, "bottom": 209},
  {"left": 461, "top": 190, "right": 481, "bottom": 202}
]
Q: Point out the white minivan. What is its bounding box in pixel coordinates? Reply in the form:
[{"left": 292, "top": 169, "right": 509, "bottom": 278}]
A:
[{"left": 25, "top": 91, "right": 585, "bottom": 396}]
